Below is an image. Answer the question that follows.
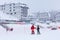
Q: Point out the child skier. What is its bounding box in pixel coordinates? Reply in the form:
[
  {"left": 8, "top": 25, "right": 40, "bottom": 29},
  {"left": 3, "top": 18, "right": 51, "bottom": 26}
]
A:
[{"left": 31, "top": 24, "right": 36, "bottom": 34}]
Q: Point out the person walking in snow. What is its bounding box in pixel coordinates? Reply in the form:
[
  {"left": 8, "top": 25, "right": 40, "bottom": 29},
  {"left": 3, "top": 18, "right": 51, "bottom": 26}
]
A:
[
  {"left": 31, "top": 24, "right": 36, "bottom": 34},
  {"left": 37, "top": 25, "right": 40, "bottom": 34}
]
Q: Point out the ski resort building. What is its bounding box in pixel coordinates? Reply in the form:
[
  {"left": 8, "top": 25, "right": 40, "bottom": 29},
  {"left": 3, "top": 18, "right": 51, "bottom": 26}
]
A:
[
  {"left": 39, "top": 12, "right": 50, "bottom": 22},
  {"left": 55, "top": 12, "right": 60, "bottom": 22},
  {"left": 32, "top": 12, "right": 50, "bottom": 22},
  {"left": 49, "top": 11, "right": 60, "bottom": 22},
  {"left": 0, "top": 3, "right": 29, "bottom": 20}
]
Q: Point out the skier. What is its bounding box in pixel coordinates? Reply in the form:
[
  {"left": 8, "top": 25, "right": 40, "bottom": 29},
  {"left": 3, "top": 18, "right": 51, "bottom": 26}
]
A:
[
  {"left": 37, "top": 25, "right": 40, "bottom": 34},
  {"left": 31, "top": 24, "right": 36, "bottom": 34}
]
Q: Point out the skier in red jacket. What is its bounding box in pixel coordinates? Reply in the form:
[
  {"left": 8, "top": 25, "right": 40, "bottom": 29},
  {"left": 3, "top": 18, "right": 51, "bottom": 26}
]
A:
[{"left": 31, "top": 24, "right": 36, "bottom": 34}]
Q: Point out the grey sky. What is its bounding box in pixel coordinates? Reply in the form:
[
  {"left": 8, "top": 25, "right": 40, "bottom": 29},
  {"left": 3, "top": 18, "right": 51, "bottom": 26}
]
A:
[{"left": 0, "top": 0, "right": 60, "bottom": 14}]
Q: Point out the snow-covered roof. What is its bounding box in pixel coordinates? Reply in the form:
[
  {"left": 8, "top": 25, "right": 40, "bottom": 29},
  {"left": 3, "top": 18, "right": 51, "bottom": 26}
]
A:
[{"left": 0, "top": 11, "right": 19, "bottom": 20}]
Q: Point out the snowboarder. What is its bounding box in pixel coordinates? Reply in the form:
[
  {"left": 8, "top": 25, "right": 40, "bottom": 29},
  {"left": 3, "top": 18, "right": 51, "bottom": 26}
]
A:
[
  {"left": 36, "top": 25, "right": 40, "bottom": 34},
  {"left": 31, "top": 24, "right": 36, "bottom": 34}
]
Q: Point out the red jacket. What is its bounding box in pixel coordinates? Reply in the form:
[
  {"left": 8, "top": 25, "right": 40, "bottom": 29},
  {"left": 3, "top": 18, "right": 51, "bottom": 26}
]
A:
[{"left": 31, "top": 25, "right": 36, "bottom": 31}]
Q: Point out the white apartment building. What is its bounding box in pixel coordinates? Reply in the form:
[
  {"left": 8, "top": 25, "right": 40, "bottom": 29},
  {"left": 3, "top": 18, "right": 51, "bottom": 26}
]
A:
[{"left": 0, "top": 3, "right": 29, "bottom": 20}]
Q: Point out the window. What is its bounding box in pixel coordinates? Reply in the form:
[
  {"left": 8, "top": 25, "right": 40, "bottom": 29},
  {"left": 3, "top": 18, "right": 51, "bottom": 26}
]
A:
[
  {"left": 10, "top": 7, "right": 12, "bottom": 9},
  {"left": 14, "top": 12, "right": 16, "bottom": 14},
  {"left": 13, "top": 3, "right": 15, "bottom": 5},
  {"left": 13, "top": 9, "right": 15, "bottom": 11},
  {"left": 4, "top": 7, "right": 5, "bottom": 10},
  {"left": 10, "top": 13, "right": 13, "bottom": 15},
  {"left": 10, "top": 4, "right": 11, "bottom": 6},
  {"left": 10, "top": 10, "right": 11, "bottom": 11},
  {"left": 13, "top": 7, "right": 15, "bottom": 8}
]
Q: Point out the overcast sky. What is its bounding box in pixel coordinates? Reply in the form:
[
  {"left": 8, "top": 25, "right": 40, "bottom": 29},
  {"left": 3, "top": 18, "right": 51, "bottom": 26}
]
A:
[{"left": 0, "top": 0, "right": 60, "bottom": 14}]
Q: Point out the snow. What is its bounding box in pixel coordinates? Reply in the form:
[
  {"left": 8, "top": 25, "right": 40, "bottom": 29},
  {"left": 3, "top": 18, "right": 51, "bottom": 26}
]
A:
[
  {"left": 0, "top": 10, "right": 60, "bottom": 40},
  {"left": 0, "top": 1, "right": 60, "bottom": 40},
  {"left": 0, "top": 23, "right": 60, "bottom": 40},
  {"left": 0, "top": 8, "right": 60, "bottom": 40}
]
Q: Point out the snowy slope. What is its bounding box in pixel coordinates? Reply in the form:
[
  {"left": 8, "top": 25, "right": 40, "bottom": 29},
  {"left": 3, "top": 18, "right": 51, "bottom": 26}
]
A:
[{"left": 0, "top": 23, "right": 60, "bottom": 40}]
